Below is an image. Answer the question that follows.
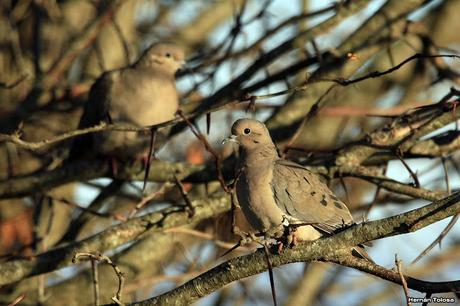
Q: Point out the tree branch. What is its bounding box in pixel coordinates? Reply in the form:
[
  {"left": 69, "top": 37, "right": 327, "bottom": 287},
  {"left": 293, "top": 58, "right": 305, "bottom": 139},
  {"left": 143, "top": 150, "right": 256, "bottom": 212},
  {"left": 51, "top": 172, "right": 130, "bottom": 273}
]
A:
[
  {"left": 0, "top": 192, "right": 231, "bottom": 286},
  {"left": 123, "top": 192, "right": 460, "bottom": 306},
  {"left": 0, "top": 159, "right": 206, "bottom": 199}
]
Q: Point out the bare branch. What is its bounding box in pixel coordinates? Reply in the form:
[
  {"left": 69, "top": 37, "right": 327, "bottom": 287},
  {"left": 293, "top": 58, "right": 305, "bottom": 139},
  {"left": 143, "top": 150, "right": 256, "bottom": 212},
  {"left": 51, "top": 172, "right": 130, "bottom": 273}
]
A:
[
  {"left": 395, "top": 256, "right": 412, "bottom": 306},
  {"left": 315, "top": 54, "right": 460, "bottom": 86},
  {"left": 0, "top": 75, "right": 27, "bottom": 89},
  {"left": 0, "top": 192, "right": 231, "bottom": 286},
  {"left": 121, "top": 191, "right": 460, "bottom": 305},
  {"left": 73, "top": 252, "right": 124, "bottom": 305}
]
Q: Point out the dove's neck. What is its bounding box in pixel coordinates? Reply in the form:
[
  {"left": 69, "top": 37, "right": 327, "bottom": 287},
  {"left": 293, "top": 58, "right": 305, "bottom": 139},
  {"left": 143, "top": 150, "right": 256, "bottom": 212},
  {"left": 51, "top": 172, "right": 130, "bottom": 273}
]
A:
[
  {"left": 241, "top": 145, "right": 278, "bottom": 168},
  {"left": 134, "top": 61, "right": 177, "bottom": 77}
]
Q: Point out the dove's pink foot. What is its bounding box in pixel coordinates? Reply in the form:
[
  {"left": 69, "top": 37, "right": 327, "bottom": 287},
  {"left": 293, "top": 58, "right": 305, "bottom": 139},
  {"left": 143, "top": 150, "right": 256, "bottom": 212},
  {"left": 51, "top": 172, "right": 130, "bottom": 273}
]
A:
[
  {"left": 277, "top": 242, "right": 284, "bottom": 254},
  {"left": 109, "top": 157, "right": 119, "bottom": 176},
  {"left": 139, "top": 154, "right": 149, "bottom": 169},
  {"left": 289, "top": 232, "right": 299, "bottom": 247},
  {"left": 277, "top": 225, "right": 298, "bottom": 250},
  {"left": 136, "top": 153, "right": 157, "bottom": 169}
]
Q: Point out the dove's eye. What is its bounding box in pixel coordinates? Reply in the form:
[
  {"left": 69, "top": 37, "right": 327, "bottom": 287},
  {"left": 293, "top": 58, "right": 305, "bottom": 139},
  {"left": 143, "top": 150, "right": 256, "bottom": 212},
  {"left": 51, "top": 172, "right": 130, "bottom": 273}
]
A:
[
  {"left": 243, "top": 128, "right": 251, "bottom": 135},
  {"left": 165, "top": 53, "right": 171, "bottom": 58}
]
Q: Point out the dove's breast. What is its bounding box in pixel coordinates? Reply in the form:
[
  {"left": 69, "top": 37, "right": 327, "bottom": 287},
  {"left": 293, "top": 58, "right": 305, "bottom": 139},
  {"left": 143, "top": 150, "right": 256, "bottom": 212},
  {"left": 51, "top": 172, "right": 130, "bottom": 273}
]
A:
[
  {"left": 236, "top": 165, "right": 285, "bottom": 233},
  {"left": 113, "top": 69, "right": 178, "bottom": 126}
]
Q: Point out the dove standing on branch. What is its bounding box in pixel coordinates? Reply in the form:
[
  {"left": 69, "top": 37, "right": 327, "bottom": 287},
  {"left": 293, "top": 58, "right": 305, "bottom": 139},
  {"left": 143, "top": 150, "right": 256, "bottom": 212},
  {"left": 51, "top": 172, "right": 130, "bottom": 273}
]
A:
[
  {"left": 224, "top": 118, "right": 371, "bottom": 260},
  {"left": 69, "top": 42, "right": 185, "bottom": 161}
]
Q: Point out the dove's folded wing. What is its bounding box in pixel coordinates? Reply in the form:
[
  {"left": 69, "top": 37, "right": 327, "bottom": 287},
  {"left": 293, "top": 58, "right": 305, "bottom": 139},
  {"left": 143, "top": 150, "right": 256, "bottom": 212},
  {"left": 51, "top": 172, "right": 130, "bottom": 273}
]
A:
[
  {"left": 68, "top": 72, "right": 115, "bottom": 160},
  {"left": 271, "top": 159, "right": 354, "bottom": 234}
]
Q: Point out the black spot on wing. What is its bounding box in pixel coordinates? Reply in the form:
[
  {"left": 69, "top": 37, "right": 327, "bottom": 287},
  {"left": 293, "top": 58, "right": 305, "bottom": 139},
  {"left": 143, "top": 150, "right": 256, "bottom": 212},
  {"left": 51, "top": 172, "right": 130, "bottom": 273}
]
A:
[
  {"left": 320, "top": 194, "right": 328, "bottom": 206},
  {"left": 310, "top": 191, "right": 316, "bottom": 196},
  {"left": 273, "top": 187, "right": 290, "bottom": 216},
  {"left": 334, "top": 202, "right": 343, "bottom": 209},
  {"left": 303, "top": 176, "right": 310, "bottom": 185},
  {"left": 273, "top": 189, "right": 280, "bottom": 202},
  {"left": 285, "top": 188, "right": 293, "bottom": 201},
  {"left": 276, "top": 188, "right": 305, "bottom": 219}
]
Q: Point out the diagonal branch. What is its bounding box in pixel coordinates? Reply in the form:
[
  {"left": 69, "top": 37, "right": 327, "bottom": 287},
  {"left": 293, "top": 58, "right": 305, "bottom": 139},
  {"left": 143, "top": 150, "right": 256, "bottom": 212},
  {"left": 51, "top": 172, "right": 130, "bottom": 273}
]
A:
[
  {"left": 123, "top": 192, "right": 460, "bottom": 305},
  {"left": 0, "top": 192, "right": 231, "bottom": 286},
  {"left": 314, "top": 54, "right": 460, "bottom": 86}
]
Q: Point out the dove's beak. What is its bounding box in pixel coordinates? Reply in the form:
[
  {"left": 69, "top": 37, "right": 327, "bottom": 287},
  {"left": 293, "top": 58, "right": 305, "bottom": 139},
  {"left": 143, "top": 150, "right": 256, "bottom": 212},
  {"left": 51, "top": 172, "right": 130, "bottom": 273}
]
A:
[
  {"left": 222, "top": 135, "right": 239, "bottom": 145},
  {"left": 176, "top": 61, "right": 189, "bottom": 74}
]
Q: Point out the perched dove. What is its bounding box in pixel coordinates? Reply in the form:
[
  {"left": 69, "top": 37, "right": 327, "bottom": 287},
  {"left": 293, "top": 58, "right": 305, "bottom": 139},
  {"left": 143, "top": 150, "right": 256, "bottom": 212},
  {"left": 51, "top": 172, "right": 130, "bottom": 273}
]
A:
[
  {"left": 225, "top": 118, "right": 370, "bottom": 259},
  {"left": 69, "top": 42, "right": 185, "bottom": 160}
]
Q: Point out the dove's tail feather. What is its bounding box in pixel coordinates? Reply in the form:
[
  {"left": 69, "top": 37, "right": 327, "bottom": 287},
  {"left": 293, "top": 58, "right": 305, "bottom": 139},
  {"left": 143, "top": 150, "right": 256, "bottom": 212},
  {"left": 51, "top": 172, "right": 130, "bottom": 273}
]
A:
[{"left": 352, "top": 245, "right": 374, "bottom": 262}]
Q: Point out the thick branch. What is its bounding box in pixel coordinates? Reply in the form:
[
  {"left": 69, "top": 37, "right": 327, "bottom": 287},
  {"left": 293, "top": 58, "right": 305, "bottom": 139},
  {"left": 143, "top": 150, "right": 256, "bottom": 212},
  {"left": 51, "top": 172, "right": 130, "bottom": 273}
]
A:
[
  {"left": 127, "top": 192, "right": 460, "bottom": 305},
  {"left": 336, "top": 90, "right": 460, "bottom": 166},
  {"left": 332, "top": 165, "right": 447, "bottom": 201},
  {"left": 0, "top": 192, "right": 230, "bottom": 286},
  {"left": 0, "top": 159, "right": 206, "bottom": 199}
]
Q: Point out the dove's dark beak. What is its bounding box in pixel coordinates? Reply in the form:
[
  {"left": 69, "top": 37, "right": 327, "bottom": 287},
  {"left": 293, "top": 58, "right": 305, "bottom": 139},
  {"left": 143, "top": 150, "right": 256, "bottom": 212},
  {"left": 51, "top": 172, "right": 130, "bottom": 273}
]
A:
[
  {"left": 176, "top": 61, "right": 190, "bottom": 76},
  {"left": 222, "top": 135, "right": 239, "bottom": 145}
]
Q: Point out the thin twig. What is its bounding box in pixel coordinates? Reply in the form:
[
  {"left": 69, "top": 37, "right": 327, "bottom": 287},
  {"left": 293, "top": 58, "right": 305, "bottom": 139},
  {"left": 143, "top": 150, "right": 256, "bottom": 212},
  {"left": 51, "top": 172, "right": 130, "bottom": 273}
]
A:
[
  {"left": 0, "top": 74, "right": 27, "bottom": 89},
  {"left": 243, "top": 54, "right": 460, "bottom": 102},
  {"left": 411, "top": 214, "right": 460, "bottom": 265},
  {"left": 49, "top": 196, "right": 113, "bottom": 218},
  {"left": 397, "top": 155, "right": 421, "bottom": 188},
  {"left": 263, "top": 244, "right": 278, "bottom": 306},
  {"left": 91, "top": 258, "right": 99, "bottom": 306},
  {"left": 395, "top": 255, "right": 412, "bottom": 306},
  {"left": 206, "top": 113, "right": 211, "bottom": 135},
  {"left": 0, "top": 120, "right": 170, "bottom": 152},
  {"left": 219, "top": 241, "right": 243, "bottom": 258},
  {"left": 94, "top": 40, "right": 106, "bottom": 71},
  {"left": 339, "top": 177, "right": 351, "bottom": 205},
  {"left": 174, "top": 175, "right": 195, "bottom": 216},
  {"left": 365, "top": 186, "right": 382, "bottom": 219},
  {"left": 164, "top": 227, "right": 252, "bottom": 251},
  {"left": 110, "top": 13, "right": 130, "bottom": 65},
  {"left": 142, "top": 127, "right": 157, "bottom": 192},
  {"left": 314, "top": 54, "right": 460, "bottom": 87},
  {"left": 7, "top": 294, "right": 26, "bottom": 306},
  {"left": 411, "top": 158, "right": 459, "bottom": 265},
  {"left": 72, "top": 252, "right": 124, "bottom": 305},
  {"left": 0, "top": 122, "right": 107, "bottom": 150},
  {"left": 442, "top": 157, "right": 451, "bottom": 194},
  {"left": 177, "top": 109, "right": 230, "bottom": 193},
  {"left": 318, "top": 103, "right": 431, "bottom": 117},
  {"left": 127, "top": 182, "right": 173, "bottom": 219}
]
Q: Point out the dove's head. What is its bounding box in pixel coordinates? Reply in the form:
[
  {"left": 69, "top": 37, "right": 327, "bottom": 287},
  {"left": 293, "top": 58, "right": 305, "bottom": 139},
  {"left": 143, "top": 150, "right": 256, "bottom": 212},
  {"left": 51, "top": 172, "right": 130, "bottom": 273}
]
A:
[
  {"left": 136, "top": 42, "right": 185, "bottom": 74},
  {"left": 224, "top": 119, "right": 276, "bottom": 152}
]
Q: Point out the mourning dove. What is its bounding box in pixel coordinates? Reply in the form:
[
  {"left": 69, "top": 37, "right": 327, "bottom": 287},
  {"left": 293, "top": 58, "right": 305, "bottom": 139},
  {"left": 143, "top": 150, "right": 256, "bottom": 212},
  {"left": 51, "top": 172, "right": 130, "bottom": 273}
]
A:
[
  {"left": 69, "top": 42, "right": 185, "bottom": 160},
  {"left": 225, "top": 118, "right": 371, "bottom": 259}
]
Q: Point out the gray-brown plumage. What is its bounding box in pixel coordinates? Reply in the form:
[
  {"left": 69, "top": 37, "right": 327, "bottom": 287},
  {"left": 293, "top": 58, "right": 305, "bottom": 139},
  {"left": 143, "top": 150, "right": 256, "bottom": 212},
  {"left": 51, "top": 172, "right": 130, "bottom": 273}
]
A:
[
  {"left": 225, "top": 119, "right": 371, "bottom": 259},
  {"left": 69, "top": 42, "right": 185, "bottom": 160}
]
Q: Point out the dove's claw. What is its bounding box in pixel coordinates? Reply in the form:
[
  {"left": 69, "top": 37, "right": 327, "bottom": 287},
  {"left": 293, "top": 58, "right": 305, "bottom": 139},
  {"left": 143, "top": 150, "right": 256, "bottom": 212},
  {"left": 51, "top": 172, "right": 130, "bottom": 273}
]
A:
[{"left": 277, "top": 242, "right": 284, "bottom": 254}]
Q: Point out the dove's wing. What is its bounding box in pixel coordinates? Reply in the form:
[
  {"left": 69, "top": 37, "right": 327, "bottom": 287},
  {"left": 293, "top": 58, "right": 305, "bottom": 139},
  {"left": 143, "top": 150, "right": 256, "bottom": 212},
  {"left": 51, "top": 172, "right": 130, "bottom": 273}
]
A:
[
  {"left": 271, "top": 159, "right": 354, "bottom": 234},
  {"left": 68, "top": 71, "right": 115, "bottom": 160}
]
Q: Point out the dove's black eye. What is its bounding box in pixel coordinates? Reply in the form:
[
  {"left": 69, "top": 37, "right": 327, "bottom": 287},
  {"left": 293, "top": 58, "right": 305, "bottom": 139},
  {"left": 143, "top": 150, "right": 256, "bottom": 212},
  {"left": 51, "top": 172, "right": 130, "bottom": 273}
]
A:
[
  {"left": 243, "top": 128, "right": 251, "bottom": 135},
  {"left": 165, "top": 53, "right": 171, "bottom": 58}
]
